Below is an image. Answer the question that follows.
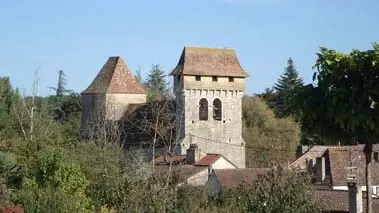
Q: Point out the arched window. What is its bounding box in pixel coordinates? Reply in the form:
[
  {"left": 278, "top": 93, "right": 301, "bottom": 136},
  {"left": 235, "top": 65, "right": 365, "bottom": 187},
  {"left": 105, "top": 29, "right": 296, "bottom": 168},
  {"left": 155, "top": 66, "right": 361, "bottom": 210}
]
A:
[
  {"left": 213, "top": 99, "right": 222, "bottom": 121},
  {"left": 199, "top": 98, "right": 208, "bottom": 121}
]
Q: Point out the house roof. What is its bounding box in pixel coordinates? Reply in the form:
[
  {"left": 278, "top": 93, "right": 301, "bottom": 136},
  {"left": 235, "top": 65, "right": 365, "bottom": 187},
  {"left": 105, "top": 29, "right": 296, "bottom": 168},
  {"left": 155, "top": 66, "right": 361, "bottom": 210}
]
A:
[
  {"left": 327, "top": 145, "right": 379, "bottom": 186},
  {"left": 82, "top": 56, "right": 146, "bottom": 94},
  {"left": 196, "top": 153, "right": 221, "bottom": 166},
  {"left": 310, "top": 189, "right": 379, "bottom": 212},
  {"left": 290, "top": 144, "right": 379, "bottom": 187},
  {"left": 170, "top": 46, "right": 248, "bottom": 77},
  {"left": 213, "top": 168, "right": 270, "bottom": 188},
  {"left": 289, "top": 146, "right": 329, "bottom": 170}
]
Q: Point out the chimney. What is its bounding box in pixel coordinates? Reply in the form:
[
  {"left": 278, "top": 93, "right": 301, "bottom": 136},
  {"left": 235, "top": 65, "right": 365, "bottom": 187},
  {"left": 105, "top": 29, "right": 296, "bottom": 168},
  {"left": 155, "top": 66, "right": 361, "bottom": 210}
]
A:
[
  {"left": 296, "top": 145, "right": 309, "bottom": 158},
  {"left": 348, "top": 181, "right": 363, "bottom": 213},
  {"left": 186, "top": 144, "right": 200, "bottom": 165},
  {"left": 315, "top": 157, "right": 326, "bottom": 183}
]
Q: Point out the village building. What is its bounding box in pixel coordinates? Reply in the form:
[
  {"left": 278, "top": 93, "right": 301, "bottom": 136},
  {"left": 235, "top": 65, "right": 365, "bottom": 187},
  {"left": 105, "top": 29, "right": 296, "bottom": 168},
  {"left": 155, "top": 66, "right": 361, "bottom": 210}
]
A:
[
  {"left": 290, "top": 144, "right": 379, "bottom": 193},
  {"left": 206, "top": 168, "right": 270, "bottom": 195},
  {"left": 80, "top": 56, "right": 146, "bottom": 138},
  {"left": 170, "top": 46, "right": 248, "bottom": 168},
  {"left": 154, "top": 144, "right": 237, "bottom": 186}
]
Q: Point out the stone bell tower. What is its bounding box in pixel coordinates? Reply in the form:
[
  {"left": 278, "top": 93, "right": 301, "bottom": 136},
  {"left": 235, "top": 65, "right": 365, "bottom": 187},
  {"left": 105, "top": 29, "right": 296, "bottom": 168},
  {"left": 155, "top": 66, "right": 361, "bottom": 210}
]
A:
[{"left": 170, "top": 46, "right": 248, "bottom": 168}]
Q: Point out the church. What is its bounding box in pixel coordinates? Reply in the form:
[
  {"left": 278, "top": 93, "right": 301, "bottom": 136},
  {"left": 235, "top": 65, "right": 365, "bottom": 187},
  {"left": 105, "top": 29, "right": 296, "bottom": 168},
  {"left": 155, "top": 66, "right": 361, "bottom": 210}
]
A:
[{"left": 80, "top": 46, "right": 248, "bottom": 168}]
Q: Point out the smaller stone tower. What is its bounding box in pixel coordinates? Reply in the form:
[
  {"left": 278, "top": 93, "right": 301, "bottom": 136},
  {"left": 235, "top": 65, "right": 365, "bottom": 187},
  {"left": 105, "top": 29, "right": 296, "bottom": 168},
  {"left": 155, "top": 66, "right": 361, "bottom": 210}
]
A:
[
  {"left": 170, "top": 46, "right": 248, "bottom": 168},
  {"left": 80, "top": 57, "right": 146, "bottom": 138}
]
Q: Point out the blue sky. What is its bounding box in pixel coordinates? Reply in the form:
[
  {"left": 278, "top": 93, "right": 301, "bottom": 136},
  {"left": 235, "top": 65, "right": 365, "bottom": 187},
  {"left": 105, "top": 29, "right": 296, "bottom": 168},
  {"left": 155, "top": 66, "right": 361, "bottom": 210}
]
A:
[{"left": 1, "top": 0, "right": 378, "bottom": 96}]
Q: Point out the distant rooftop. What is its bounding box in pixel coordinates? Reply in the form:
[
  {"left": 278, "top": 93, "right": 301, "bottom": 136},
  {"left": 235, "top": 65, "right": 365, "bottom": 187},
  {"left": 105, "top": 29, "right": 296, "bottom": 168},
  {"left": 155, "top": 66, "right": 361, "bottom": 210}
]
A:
[
  {"left": 82, "top": 56, "right": 146, "bottom": 95},
  {"left": 170, "top": 46, "right": 248, "bottom": 77}
]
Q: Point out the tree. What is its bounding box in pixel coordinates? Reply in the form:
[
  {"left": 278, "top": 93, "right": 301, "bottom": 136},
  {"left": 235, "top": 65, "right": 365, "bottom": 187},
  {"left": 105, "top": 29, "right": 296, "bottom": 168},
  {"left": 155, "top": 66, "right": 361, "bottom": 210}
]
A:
[
  {"left": 273, "top": 58, "right": 303, "bottom": 118},
  {"left": 242, "top": 96, "right": 300, "bottom": 167},
  {"left": 134, "top": 66, "right": 144, "bottom": 86},
  {"left": 49, "top": 70, "right": 71, "bottom": 97},
  {"left": 234, "top": 166, "right": 320, "bottom": 213},
  {"left": 145, "top": 65, "right": 168, "bottom": 102},
  {"left": 307, "top": 43, "right": 379, "bottom": 213}
]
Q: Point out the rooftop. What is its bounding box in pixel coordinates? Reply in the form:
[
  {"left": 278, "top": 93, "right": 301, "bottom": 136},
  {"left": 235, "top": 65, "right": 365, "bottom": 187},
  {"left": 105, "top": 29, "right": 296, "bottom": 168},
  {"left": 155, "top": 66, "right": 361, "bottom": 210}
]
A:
[
  {"left": 170, "top": 46, "right": 248, "bottom": 77},
  {"left": 212, "top": 168, "right": 271, "bottom": 188},
  {"left": 82, "top": 56, "right": 146, "bottom": 95}
]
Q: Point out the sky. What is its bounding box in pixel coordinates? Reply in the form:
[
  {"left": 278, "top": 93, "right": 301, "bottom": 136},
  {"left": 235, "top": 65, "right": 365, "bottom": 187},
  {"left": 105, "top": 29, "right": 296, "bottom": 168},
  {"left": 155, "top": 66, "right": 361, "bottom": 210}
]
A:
[{"left": 1, "top": 0, "right": 378, "bottom": 96}]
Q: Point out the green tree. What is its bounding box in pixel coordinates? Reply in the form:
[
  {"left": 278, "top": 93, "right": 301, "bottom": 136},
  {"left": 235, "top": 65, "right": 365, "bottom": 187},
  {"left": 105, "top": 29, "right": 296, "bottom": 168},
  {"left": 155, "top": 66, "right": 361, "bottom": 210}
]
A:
[
  {"left": 50, "top": 70, "right": 70, "bottom": 97},
  {"left": 303, "top": 43, "right": 379, "bottom": 213},
  {"left": 145, "top": 64, "right": 168, "bottom": 102},
  {"left": 20, "top": 150, "right": 91, "bottom": 213},
  {"left": 273, "top": 58, "right": 303, "bottom": 118}
]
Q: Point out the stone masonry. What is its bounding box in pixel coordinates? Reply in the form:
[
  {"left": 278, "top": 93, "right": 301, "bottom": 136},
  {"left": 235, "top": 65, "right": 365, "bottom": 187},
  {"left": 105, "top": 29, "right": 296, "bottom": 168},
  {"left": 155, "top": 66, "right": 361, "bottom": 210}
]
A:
[{"left": 170, "top": 46, "right": 248, "bottom": 168}]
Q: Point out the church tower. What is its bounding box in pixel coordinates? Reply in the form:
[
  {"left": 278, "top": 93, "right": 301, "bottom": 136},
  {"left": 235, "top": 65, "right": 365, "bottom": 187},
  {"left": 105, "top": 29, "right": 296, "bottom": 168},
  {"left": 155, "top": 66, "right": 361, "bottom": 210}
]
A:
[
  {"left": 80, "top": 56, "right": 146, "bottom": 138},
  {"left": 170, "top": 47, "right": 248, "bottom": 168}
]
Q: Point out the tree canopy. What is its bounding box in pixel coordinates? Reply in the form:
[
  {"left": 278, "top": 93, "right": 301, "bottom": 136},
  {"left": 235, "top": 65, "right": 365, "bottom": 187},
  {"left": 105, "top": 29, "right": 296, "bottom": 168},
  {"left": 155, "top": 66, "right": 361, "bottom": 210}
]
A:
[{"left": 272, "top": 58, "right": 303, "bottom": 118}]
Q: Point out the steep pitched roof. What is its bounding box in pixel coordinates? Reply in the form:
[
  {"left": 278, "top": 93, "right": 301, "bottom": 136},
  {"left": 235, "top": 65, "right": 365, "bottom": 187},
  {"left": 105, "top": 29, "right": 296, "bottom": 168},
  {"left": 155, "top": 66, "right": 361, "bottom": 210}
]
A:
[
  {"left": 213, "top": 168, "right": 270, "bottom": 188},
  {"left": 82, "top": 57, "right": 146, "bottom": 94},
  {"left": 170, "top": 46, "right": 248, "bottom": 77}
]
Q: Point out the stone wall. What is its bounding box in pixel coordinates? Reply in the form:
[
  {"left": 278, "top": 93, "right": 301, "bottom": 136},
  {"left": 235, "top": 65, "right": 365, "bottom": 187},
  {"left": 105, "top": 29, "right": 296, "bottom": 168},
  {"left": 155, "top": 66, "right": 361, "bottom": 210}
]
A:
[
  {"left": 174, "top": 75, "right": 246, "bottom": 168},
  {"left": 105, "top": 93, "right": 147, "bottom": 120}
]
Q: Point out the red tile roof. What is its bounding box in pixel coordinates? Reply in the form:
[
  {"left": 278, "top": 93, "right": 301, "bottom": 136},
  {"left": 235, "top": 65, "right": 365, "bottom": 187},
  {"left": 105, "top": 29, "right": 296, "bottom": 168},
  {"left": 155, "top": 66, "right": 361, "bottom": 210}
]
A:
[
  {"left": 170, "top": 46, "right": 248, "bottom": 77},
  {"left": 213, "top": 168, "right": 270, "bottom": 188},
  {"left": 196, "top": 153, "right": 221, "bottom": 166},
  {"left": 82, "top": 57, "right": 146, "bottom": 94}
]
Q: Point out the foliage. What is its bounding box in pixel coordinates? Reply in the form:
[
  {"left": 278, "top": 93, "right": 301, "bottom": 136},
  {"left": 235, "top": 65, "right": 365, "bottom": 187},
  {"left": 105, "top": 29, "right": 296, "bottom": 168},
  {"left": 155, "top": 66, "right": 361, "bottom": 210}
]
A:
[
  {"left": 18, "top": 150, "right": 91, "bottom": 213},
  {"left": 271, "top": 58, "right": 303, "bottom": 118},
  {"left": 232, "top": 166, "right": 320, "bottom": 213},
  {"left": 242, "top": 96, "right": 300, "bottom": 167},
  {"left": 145, "top": 64, "right": 169, "bottom": 102}
]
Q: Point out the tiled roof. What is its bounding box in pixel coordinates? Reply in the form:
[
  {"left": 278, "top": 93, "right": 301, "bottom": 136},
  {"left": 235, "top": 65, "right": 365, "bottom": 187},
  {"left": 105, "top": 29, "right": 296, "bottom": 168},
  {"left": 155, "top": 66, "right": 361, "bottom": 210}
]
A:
[
  {"left": 170, "top": 46, "right": 248, "bottom": 77},
  {"left": 311, "top": 189, "right": 379, "bottom": 212},
  {"left": 328, "top": 145, "right": 379, "bottom": 186},
  {"left": 82, "top": 56, "right": 146, "bottom": 94},
  {"left": 213, "top": 168, "right": 270, "bottom": 188},
  {"left": 289, "top": 146, "right": 328, "bottom": 170},
  {"left": 196, "top": 153, "right": 221, "bottom": 166},
  {"left": 290, "top": 144, "right": 379, "bottom": 187}
]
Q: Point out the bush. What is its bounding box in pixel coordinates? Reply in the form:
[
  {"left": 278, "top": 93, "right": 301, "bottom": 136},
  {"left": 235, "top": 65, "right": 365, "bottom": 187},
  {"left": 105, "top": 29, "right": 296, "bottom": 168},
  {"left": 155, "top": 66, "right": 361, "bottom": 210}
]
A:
[{"left": 242, "top": 96, "right": 300, "bottom": 167}]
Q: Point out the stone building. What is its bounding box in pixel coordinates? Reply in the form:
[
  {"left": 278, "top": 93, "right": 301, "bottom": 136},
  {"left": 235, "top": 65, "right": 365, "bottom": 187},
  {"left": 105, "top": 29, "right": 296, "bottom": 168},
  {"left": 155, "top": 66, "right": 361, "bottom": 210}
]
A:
[
  {"left": 80, "top": 56, "right": 146, "bottom": 138},
  {"left": 170, "top": 46, "right": 248, "bottom": 168}
]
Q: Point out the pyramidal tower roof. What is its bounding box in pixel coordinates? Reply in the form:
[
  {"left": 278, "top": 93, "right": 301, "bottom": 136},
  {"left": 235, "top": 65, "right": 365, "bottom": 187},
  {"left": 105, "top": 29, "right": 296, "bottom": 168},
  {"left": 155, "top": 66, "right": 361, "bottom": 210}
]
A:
[
  {"left": 170, "top": 46, "right": 248, "bottom": 77},
  {"left": 82, "top": 57, "right": 146, "bottom": 95}
]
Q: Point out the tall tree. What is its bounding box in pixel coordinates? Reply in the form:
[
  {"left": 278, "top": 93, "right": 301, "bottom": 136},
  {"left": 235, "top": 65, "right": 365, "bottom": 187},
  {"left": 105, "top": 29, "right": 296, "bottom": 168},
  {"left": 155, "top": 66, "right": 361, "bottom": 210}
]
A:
[
  {"left": 273, "top": 58, "right": 303, "bottom": 118},
  {"left": 134, "top": 66, "right": 143, "bottom": 86},
  {"left": 145, "top": 64, "right": 168, "bottom": 102},
  {"left": 302, "top": 44, "right": 379, "bottom": 213},
  {"left": 50, "top": 70, "right": 70, "bottom": 97},
  {"left": 49, "top": 70, "right": 74, "bottom": 121}
]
